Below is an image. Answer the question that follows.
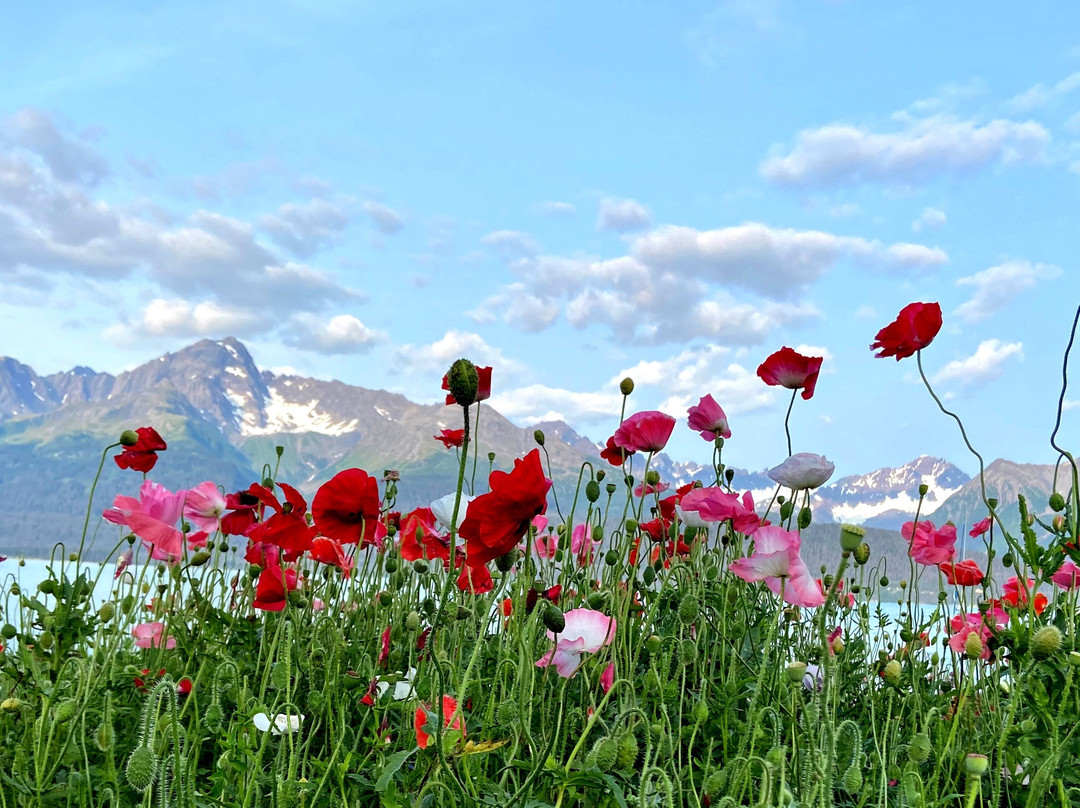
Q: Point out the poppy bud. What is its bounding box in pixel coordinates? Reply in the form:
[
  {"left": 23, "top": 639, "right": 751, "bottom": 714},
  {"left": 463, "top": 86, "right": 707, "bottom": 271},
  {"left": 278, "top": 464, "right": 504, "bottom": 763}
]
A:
[
  {"left": 908, "top": 733, "right": 931, "bottom": 764},
  {"left": 854, "top": 543, "right": 871, "bottom": 565},
  {"left": 591, "top": 737, "right": 619, "bottom": 772},
  {"left": 724, "top": 467, "right": 735, "bottom": 484},
  {"left": 918, "top": 484, "right": 928, "bottom": 497},
  {"left": 1069, "top": 651, "right": 1080, "bottom": 667},
  {"left": 125, "top": 746, "right": 158, "bottom": 792},
  {"left": 1002, "top": 553, "right": 1013, "bottom": 568},
  {"left": 289, "top": 592, "right": 310, "bottom": 609},
  {"left": 541, "top": 603, "right": 565, "bottom": 634},
  {"left": 1050, "top": 492, "right": 1066, "bottom": 512},
  {"left": 446, "top": 358, "right": 479, "bottom": 407},
  {"left": 384, "top": 556, "right": 399, "bottom": 573},
  {"left": 963, "top": 754, "right": 989, "bottom": 777},
  {"left": 190, "top": 551, "right": 212, "bottom": 567},
  {"left": 645, "top": 635, "right": 662, "bottom": 654},
  {"left": 779, "top": 501, "right": 794, "bottom": 521},
  {"left": 798, "top": 507, "right": 812, "bottom": 530},
  {"left": 405, "top": 610, "right": 421, "bottom": 631},
  {"left": 645, "top": 470, "right": 660, "bottom": 486},
  {"left": 497, "top": 700, "right": 519, "bottom": 725},
  {"left": 841, "top": 765, "right": 863, "bottom": 794},
  {"left": 38, "top": 631, "right": 54, "bottom": 650},
  {"left": 692, "top": 699, "right": 709, "bottom": 724},
  {"left": 964, "top": 632, "right": 983, "bottom": 659},
  {"left": 879, "top": 576, "right": 889, "bottom": 587},
  {"left": 839, "top": 524, "right": 865, "bottom": 553},
  {"left": 678, "top": 595, "right": 699, "bottom": 625},
  {"left": 95, "top": 721, "right": 115, "bottom": 751},
  {"left": 98, "top": 602, "right": 115, "bottom": 622},
  {"left": 1031, "top": 625, "right": 1062, "bottom": 659},
  {"left": 1053, "top": 515, "right": 1066, "bottom": 532},
  {"left": 619, "top": 377, "right": 634, "bottom": 395},
  {"left": 680, "top": 638, "right": 696, "bottom": 666},
  {"left": 378, "top": 592, "right": 392, "bottom": 607},
  {"left": 495, "top": 550, "right": 517, "bottom": 572},
  {"left": 119, "top": 430, "right": 140, "bottom": 446},
  {"left": 616, "top": 733, "right": 638, "bottom": 770},
  {"left": 534, "top": 429, "right": 545, "bottom": 446},
  {"left": 587, "top": 592, "right": 606, "bottom": 610},
  {"left": 1025, "top": 512, "right": 1035, "bottom": 527},
  {"left": 641, "top": 566, "right": 656, "bottom": 586},
  {"left": 413, "top": 559, "right": 429, "bottom": 574},
  {"left": 1020, "top": 718, "right": 1036, "bottom": 733},
  {"left": 1, "top": 624, "right": 15, "bottom": 640},
  {"left": 625, "top": 519, "right": 638, "bottom": 533},
  {"left": 831, "top": 638, "right": 845, "bottom": 655},
  {"left": 881, "top": 659, "right": 902, "bottom": 686},
  {"left": 604, "top": 550, "right": 619, "bottom": 566},
  {"left": 586, "top": 481, "right": 600, "bottom": 502},
  {"left": 275, "top": 445, "right": 284, "bottom": 457},
  {"left": 54, "top": 698, "right": 77, "bottom": 724}
]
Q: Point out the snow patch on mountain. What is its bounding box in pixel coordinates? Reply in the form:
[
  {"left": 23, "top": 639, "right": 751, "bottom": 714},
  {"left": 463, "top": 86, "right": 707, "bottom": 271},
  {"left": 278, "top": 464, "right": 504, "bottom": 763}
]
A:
[{"left": 241, "top": 388, "right": 360, "bottom": 436}]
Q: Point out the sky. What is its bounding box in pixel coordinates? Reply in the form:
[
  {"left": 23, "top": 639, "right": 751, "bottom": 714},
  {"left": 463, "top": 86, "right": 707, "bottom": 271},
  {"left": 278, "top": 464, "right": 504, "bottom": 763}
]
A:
[{"left": 1, "top": 0, "right": 1078, "bottom": 479}]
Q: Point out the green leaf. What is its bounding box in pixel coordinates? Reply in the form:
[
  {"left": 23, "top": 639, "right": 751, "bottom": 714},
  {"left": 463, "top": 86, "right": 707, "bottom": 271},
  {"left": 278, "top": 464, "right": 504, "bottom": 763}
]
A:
[
  {"left": 601, "top": 774, "right": 629, "bottom": 808},
  {"left": 375, "top": 748, "right": 415, "bottom": 793}
]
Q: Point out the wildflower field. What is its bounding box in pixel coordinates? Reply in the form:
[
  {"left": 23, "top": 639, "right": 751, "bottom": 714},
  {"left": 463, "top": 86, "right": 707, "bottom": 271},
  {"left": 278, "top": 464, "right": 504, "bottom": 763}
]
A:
[{"left": 1, "top": 301, "right": 1079, "bottom": 808}]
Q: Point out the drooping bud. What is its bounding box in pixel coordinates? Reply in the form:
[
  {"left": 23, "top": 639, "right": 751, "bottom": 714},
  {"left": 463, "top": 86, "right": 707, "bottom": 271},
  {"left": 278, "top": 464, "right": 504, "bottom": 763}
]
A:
[
  {"left": 541, "top": 603, "right": 565, "bottom": 634},
  {"left": 591, "top": 736, "right": 619, "bottom": 772},
  {"left": 619, "top": 377, "right": 634, "bottom": 396},
  {"left": 125, "top": 746, "right": 158, "bottom": 792},
  {"left": 908, "top": 733, "right": 931, "bottom": 764},
  {"left": 190, "top": 550, "right": 212, "bottom": 567},
  {"left": 798, "top": 507, "right": 812, "bottom": 530},
  {"left": 645, "top": 470, "right": 660, "bottom": 486},
  {"left": 446, "top": 358, "right": 480, "bottom": 407},
  {"left": 678, "top": 595, "right": 699, "bottom": 625},
  {"left": 586, "top": 480, "right": 600, "bottom": 502},
  {"left": 1031, "top": 625, "right": 1062, "bottom": 659},
  {"left": 840, "top": 524, "right": 866, "bottom": 553},
  {"left": 119, "top": 430, "right": 140, "bottom": 447}
]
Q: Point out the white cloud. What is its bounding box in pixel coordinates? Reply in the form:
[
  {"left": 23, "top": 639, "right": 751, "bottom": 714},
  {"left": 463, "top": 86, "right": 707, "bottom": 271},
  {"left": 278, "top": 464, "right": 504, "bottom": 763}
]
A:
[
  {"left": 481, "top": 230, "right": 538, "bottom": 260},
  {"left": 761, "top": 117, "right": 1049, "bottom": 188},
  {"left": 106, "top": 298, "right": 272, "bottom": 340},
  {"left": 394, "top": 329, "right": 525, "bottom": 375},
  {"left": 597, "top": 197, "right": 652, "bottom": 232},
  {"left": 911, "top": 206, "right": 947, "bottom": 232},
  {"left": 1063, "top": 399, "right": 1080, "bottom": 411},
  {"left": 1006, "top": 72, "right": 1080, "bottom": 112},
  {"left": 0, "top": 108, "right": 109, "bottom": 187},
  {"left": 954, "top": 261, "right": 1061, "bottom": 323},
  {"left": 540, "top": 201, "right": 576, "bottom": 217},
  {"left": 260, "top": 198, "right": 349, "bottom": 258},
  {"left": 286, "top": 313, "right": 387, "bottom": 354},
  {"left": 932, "top": 339, "right": 1024, "bottom": 388},
  {"left": 466, "top": 283, "right": 559, "bottom": 332},
  {"left": 362, "top": 201, "right": 403, "bottom": 234}
]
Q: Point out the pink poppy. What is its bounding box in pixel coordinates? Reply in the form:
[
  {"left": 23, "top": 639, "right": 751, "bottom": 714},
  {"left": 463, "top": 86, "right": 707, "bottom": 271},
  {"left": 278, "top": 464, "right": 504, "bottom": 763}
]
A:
[
  {"left": 768, "top": 453, "right": 835, "bottom": 490},
  {"left": 183, "top": 481, "right": 227, "bottom": 534},
  {"left": 132, "top": 621, "right": 176, "bottom": 650},
  {"left": 901, "top": 520, "right": 956, "bottom": 566},
  {"left": 533, "top": 528, "right": 559, "bottom": 559},
  {"left": 103, "top": 480, "right": 186, "bottom": 563},
  {"left": 679, "top": 488, "right": 762, "bottom": 535},
  {"left": 633, "top": 481, "right": 670, "bottom": 497},
  {"left": 1052, "top": 560, "right": 1080, "bottom": 590},
  {"left": 570, "top": 523, "right": 600, "bottom": 565},
  {"left": 948, "top": 609, "right": 1007, "bottom": 660},
  {"left": 756, "top": 348, "right": 823, "bottom": 401},
  {"left": 687, "top": 394, "right": 731, "bottom": 441},
  {"left": 613, "top": 411, "right": 676, "bottom": 453},
  {"left": 535, "top": 609, "right": 617, "bottom": 678},
  {"left": 600, "top": 662, "right": 615, "bottom": 694},
  {"left": 969, "top": 517, "right": 992, "bottom": 538},
  {"left": 728, "top": 525, "right": 825, "bottom": 608}
]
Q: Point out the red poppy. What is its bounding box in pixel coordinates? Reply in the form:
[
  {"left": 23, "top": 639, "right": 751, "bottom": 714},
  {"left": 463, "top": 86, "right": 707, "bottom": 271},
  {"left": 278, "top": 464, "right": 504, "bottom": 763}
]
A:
[
  {"left": 756, "top": 347, "right": 823, "bottom": 400},
  {"left": 309, "top": 536, "right": 354, "bottom": 578},
  {"left": 434, "top": 429, "right": 465, "bottom": 449},
  {"left": 456, "top": 563, "right": 494, "bottom": 594},
  {"left": 460, "top": 449, "right": 551, "bottom": 567},
  {"left": 940, "top": 558, "right": 984, "bottom": 587},
  {"left": 415, "top": 695, "right": 465, "bottom": 749},
  {"left": 870, "top": 302, "right": 943, "bottom": 360},
  {"left": 378, "top": 625, "right": 391, "bottom": 667},
  {"left": 175, "top": 677, "right": 193, "bottom": 697},
  {"left": 246, "top": 483, "right": 316, "bottom": 559},
  {"left": 442, "top": 366, "right": 493, "bottom": 405},
  {"left": 253, "top": 564, "right": 298, "bottom": 611},
  {"left": 133, "top": 668, "right": 167, "bottom": 692},
  {"left": 600, "top": 435, "right": 634, "bottom": 466},
  {"left": 312, "top": 469, "right": 384, "bottom": 548},
  {"left": 613, "top": 411, "right": 676, "bottom": 453},
  {"left": 115, "top": 427, "right": 167, "bottom": 473},
  {"left": 1001, "top": 576, "right": 1048, "bottom": 615},
  {"left": 399, "top": 507, "right": 451, "bottom": 563},
  {"left": 221, "top": 489, "right": 260, "bottom": 536}
]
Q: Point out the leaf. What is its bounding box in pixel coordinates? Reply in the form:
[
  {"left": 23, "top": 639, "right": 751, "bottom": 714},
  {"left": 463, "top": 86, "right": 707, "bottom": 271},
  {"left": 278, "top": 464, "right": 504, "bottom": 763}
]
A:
[
  {"left": 601, "top": 774, "right": 630, "bottom": 808},
  {"left": 375, "top": 748, "right": 415, "bottom": 793}
]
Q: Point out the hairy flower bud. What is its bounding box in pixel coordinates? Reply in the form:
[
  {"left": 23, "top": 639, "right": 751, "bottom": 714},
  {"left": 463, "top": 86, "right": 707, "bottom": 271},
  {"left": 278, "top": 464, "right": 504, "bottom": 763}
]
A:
[
  {"left": 125, "top": 746, "right": 158, "bottom": 792},
  {"left": 616, "top": 733, "right": 638, "bottom": 770},
  {"left": 446, "top": 358, "right": 479, "bottom": 407},
  {"left": 541, "top": 603, "right": 565, "bottom": 634},
  {"left": 645, "top": 635, "right": 662, "bottom": 654},
  {"left": 841, "top": 764, "right": 863, "bottom": 794},
  {"left": 881, "top": 659, "right": 902, "bottom": 686},
  {"left": 1031, "top": 625, "right": 1062, "bottom": 659},
  {"left": 190, "top": 550, "right": 212, "bottom": 567},
  {"left": 591, "top": 736, "right": 619, "bottom": 772},
  {"left": 619, "top": 377, "right": 634, "bottom": 396},
  {"left": 908, "top": 733, "right": 931, "bottom": 764},
  {"left": 585, "top": 480, "right": 600, "bottom": 502},
  {"left": 964, "top": 632, "right": 984, "bottom": 660}
]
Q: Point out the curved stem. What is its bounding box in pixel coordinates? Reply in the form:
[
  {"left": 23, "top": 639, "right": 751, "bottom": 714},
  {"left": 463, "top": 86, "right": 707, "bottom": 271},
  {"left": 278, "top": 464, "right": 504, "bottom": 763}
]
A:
[{"left": 783, "top": 389, "right": 798, "bottom": 457}]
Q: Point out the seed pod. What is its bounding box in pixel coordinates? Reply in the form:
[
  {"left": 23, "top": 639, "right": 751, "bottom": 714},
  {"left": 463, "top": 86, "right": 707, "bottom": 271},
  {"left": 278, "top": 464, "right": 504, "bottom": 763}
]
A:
[
  {"left": 541, "top": 603, "right": 565, "bottom": 634},
  {"left": 854, "top": 542, "right": 871, "bottom": 565}
]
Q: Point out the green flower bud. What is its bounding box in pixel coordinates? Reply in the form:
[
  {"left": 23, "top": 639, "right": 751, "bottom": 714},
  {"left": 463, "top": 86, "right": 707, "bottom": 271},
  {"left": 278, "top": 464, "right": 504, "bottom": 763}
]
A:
[
  {"left": 680, "top": 638, "right": 696, "bottom": 666},
  {"left": 619, "top": 377, "right": 634, "bottom": 396},
  {"left": 53, "top": 698, "right": 78, "bottom": 724},
  {"left": 1, "top": 624, "right": 16, "bottom": 640},
  {"left": 533, "top": 429, "right": 545, "bottom": 446},
  {"left": 125, "top": 746, "right": 158, "bottom": 792},
  {"left": 645, "top": 635, "right": 662, "bottom": 654},
  {"left": 1002, "top": 553, "right": 1014, "bottom": 568},
  {"left": 604, "top": 550, "right": 619, "bottom": 566},
  {"left": 585, "top": 480, "right": 600, "bottom": 502},
  {"left": 779, "top": 500, "right": 794, "bottom": 521},
  {"left": 964, "top": 632, "right": 984, "bottom": 660},
  {"left": 405, "top": 610, "right": 421, "bottom": 631},
  {"left": 881, "top": 659, "right": 902, "bottom": 686},
  {"left": 798, "top": 506, "right": 812, "bottom": 530},
  {"left": 879, "top": 575, "right": 890, "bottom": 587},
  {"left": 692, "top": 699, "right": 709, "bottom": 724},
  {"left": 384, "top": 556, "right": 399, "bottom": 573},
  {"left": 591, "top": 736, "right": 619, "bottom": 772},
  {"left": 1050, "top": 492, "right": 1066, "bottom": 512},
  {"left": 908, "top": 733, "right": 931, "bottom": 764},
  {"left": 38, "top": 631, "right": 54, "bottom": 650},
  {"left": 1031, "top": 625, "right": 1062, "bottom": 659},
  {"left": 495, "top": 550, "right": 517, "bottom": 573},
  {"left": 841, "top": 764, "right": 863, "bottom": 794},
  {"left": 95, "top": 721, "right": 115, "bottom": 751},
  {"left": 1020, "top": 718, "right": 1036, "bottom": 734},
  {"left": 541, "top": 603, "right": 565, "bottom": 634},
  {"left": 446, "top": 358, "right": 479, "bottom": 407},
  {"left": 678, "top": 595, "right": 699, "bottom": 625},
  {"left": 378, "top": 591, "right": 392, "bottom": 607},
  {"left": 625, "top": 518, "right": 638, "bottom": 533},
  {"left": 190, "top": 550, "right": 212, "bottom": 567},
  {"left": 645, "top": 470, "right": 660, "bottom": 486},
  {"left": 840, "top": 524, "right": 866, "bottom": 553},
  {"left": 413, "top": 559, "right": 429, "bottom": 574},
  {"left": 37, "top": 578, "right": 56, "bottom": 595},
  {"left": 616, "top": 733, "right": 638, "bottom": 770},
  {"left": 119, "top": 430, "right": 140, "bottom": 446},
  {"left": 641, "top": 566, "right": 656, "bottom": 586}
]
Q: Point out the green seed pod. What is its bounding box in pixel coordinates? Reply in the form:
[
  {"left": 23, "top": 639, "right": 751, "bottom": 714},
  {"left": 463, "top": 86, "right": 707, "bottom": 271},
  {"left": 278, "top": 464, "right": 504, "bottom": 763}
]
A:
[
  {"left": 586, "top": 480, "right": 600, "bottom": 502},
  {"left": 678, "top": 595, "right": 699, "bottom": 625},
  {"left": 839, "top": 524, "right": 866, "bottom": 553},
  {"left": 38, "top": 579, "right": 57, "bottom": 595},
  {"left": 964, "top": 754, "right": 989, "bottom": 777},
  {"left": 625, "top": 518, "right": 638, "bottom": 533},
  {"left": 798, "top": 506, "right": 812, "bottom": 530},
  {"left": 125, "top": 746, "right": 158, "bottom": 792},
  {"left": 1031, "top": 625, "right": 1063, "bottom": 659},
  {"left": 606, "top": 483, "right": 617, "bottom": 495},
  {"left": 542, "top": 603, "right": 565, "bottom": 634},
  {"left": 854, "top": 542, "right": 871, "bottom": 565},
  {"left": 592, "top": 737, "right": 618, "bottom": 772},
  {"left": 119, "top": 429, "right": 140, "bottom": 446},
  {"left": 645, "top": 470, "right": 660, "bottom": 486},
  {"left": 908, "top": 733, "right": 931, "bottom": 764}
]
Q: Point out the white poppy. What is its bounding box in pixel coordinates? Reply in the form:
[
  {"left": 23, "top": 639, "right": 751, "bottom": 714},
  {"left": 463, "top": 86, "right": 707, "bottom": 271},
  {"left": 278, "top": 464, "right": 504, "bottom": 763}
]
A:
[
  {"left": 430, "top": 493, "right": 474, "bottom": 531},
  {"left": 253, "top": 712, "right": 304, "bottom": 735}
]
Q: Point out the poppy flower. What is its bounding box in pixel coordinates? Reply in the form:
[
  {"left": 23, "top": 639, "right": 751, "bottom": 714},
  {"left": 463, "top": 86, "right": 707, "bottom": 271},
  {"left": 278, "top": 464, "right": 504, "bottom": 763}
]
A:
[
  {"left": 948, "top": 609, "right": 1007, "bottom": 660},
  {"left": 939, "top": 558, "right": 984, "bottom": 587},
  {"left": 535, "top": 608, "right": 617, "bottom": 677},
  {"left": 456, "top": 563, "right": 494, "bottom": 593},
  {"left": 415, "top": 695, "right": 465, "bottom": 749},
  {"left": 870, "top": 302, "right": 943, "bottom": 360},
  {"left": 430, "top": 493, "right": 474, "bottom": 532},
  {"left": 679, "top": 488, "right": 762, "bottom": 535},
  {"left": 221, "top": 489, "right": 260, "bottom": 536},
  {"left": 183, "top": 482, "right": 227, "bottom": 534},
  {"left": 1001, "top": 576, "right": 1048, "bottom": 614},
  {"left": 767, "top": 453, "right": 835, "bottom": 490},
  {"left": 756, "top": 348, "right": 823, "bottom": 400},
  {"left": 901, "top": 520, "right": 956, "bottom": 566},
  {"left": 253, "top": 564, "right": 298, "bottom": 612},
  {"left": 253, "top": 712, "right": 304, "bottom": 735},
  {"left": 132, "top": 621, "right": 176, "bottom": 650},
  {"left": 600, "top": 662, "right": 615, "bottom": 693},
  {"left": 378, "top": 625, "right": 391, "bottom": 667},
  {"left": 1051, "top": 560, "right": 1080, "bottom": 590},
  {"left": 969, "top": 517, "right": 991, "bottom": 538},
  {"left": 133, "top": 668, "right": 166, "bottom": 692},
  {"left": 114, "top": 549, "right": 133, "bottom": 579},
  {"left": 309, "top": 536, "right": 354, "bottom": 578},
  {"left": 434, "top": 429, "right": 465, "bottom": 448},
  {"left": 443, "top": 366, "right": 493, "bottom": 405},
  {"left": 246, "top": 483, "right": 316, "bottom": 559},
  {"left": 312, "top": 469, "right": 384, "bottom": 548},
  {"left": 460, "top": 449, "right": 551, "bottom": 567},
  {"left": 600, "top": 435, "right": 634, "bottom": 466},
  {"left": 175, "top": 677, "right": 193, "bottom": 697},
  {"left": 728, "top": 525, "right": 825, "bottom": 608},
  {"left": 687, "top": 394, "right": 731, "bottom": 441},
  {"left": 103, "top": 480, "right": 186, "bottom": 563},
  {"left": 570, "top": 523, "right": 600, "bottom": 565},
  {"left": 399, "top": 507, "right": 450, "bottom": 563},
  {"left": 614, "top": 411, "right": 676, "bottom": 454},
  {"left": 114, "top": 427, "right": 167, "bottom": 473}
]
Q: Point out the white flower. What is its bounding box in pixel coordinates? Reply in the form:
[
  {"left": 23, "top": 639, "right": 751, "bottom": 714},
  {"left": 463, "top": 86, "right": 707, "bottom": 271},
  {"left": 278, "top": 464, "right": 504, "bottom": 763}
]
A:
[
  {"left": 768, "top": 453, "right": 835, "bottom": 490},
  {"left": 430, "top": 493, "right": 474, "bottom": 530},
  {"left": 253, "top": 712, "right": 304, "bottom": 735},
  {"left": 374, "top": 667, "right": 417, "bottom": 701}
]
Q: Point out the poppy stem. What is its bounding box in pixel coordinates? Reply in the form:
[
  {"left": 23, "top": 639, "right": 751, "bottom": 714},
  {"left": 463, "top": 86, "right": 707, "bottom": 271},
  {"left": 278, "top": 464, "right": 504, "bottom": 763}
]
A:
[
  {"left": 783, "top": 389, "right": 797, "bottom": 457},
  {"left": 75, "top": 442, "right": 121, "bottom": 568}
]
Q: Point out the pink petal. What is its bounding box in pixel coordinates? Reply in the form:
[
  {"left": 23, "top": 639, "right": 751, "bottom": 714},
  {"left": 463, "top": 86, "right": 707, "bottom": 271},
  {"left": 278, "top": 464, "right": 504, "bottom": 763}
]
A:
[{"left": 554, "top": 609, "right": 616, "bottom": 652}]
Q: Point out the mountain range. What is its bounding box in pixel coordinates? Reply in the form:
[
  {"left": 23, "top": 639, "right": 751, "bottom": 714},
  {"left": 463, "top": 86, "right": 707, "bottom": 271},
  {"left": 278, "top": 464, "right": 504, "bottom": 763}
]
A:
[{"left": 0, "top": 338, "right": 1070, "bottom": 560}]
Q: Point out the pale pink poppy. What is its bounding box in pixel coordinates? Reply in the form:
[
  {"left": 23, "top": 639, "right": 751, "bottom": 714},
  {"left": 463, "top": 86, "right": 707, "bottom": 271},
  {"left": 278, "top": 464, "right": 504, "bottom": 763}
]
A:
[
  {"left": 114, "top": 549, "right": 133, "bottom": 579},
  {"left": 902, "top": 520, "right": 956, "bottom": 566},
  {"left": 132, "top": 621, "right": 176, "bottom": 650},
  {"left": 679, "top": 488, "right": 762, "bottom": 535},
  {"left": 534, "top": 528, "right": 559, "bottom": 559},
  {"left": 687, "top": 394, "right": 731, "bottom": 441},
  {"left": 183, "top": 481, "right": 227, "bottom": 534},
  {"left": 570, "top": 523, "right": 600, "bottom": 564},
  {"left": 633, "top": 481, "right": 669, "bottom": 497},
  {"left": 103, "top": 480, "right": 186, "bottom": 563},
  {"left": 728, "top": 525, "right": 825, "bottom": 607},
  {"left": 535, "top": 609, "right": 616, "bottom": 677},
  {"left": 1052, "top": 560, "right": 1080, "bottom": 590},
  {"left": 768, "top": 453, "right": 834, "bottom": 490},
  {"left": 613, "top": 411, "right": 676, "bottom": 453}
]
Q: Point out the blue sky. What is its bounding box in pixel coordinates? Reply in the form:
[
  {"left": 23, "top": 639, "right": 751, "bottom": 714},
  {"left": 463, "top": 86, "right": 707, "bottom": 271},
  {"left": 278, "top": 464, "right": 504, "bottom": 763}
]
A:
[{"left": 1, "top": 0, "right": 1078, "bottom": 479}]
